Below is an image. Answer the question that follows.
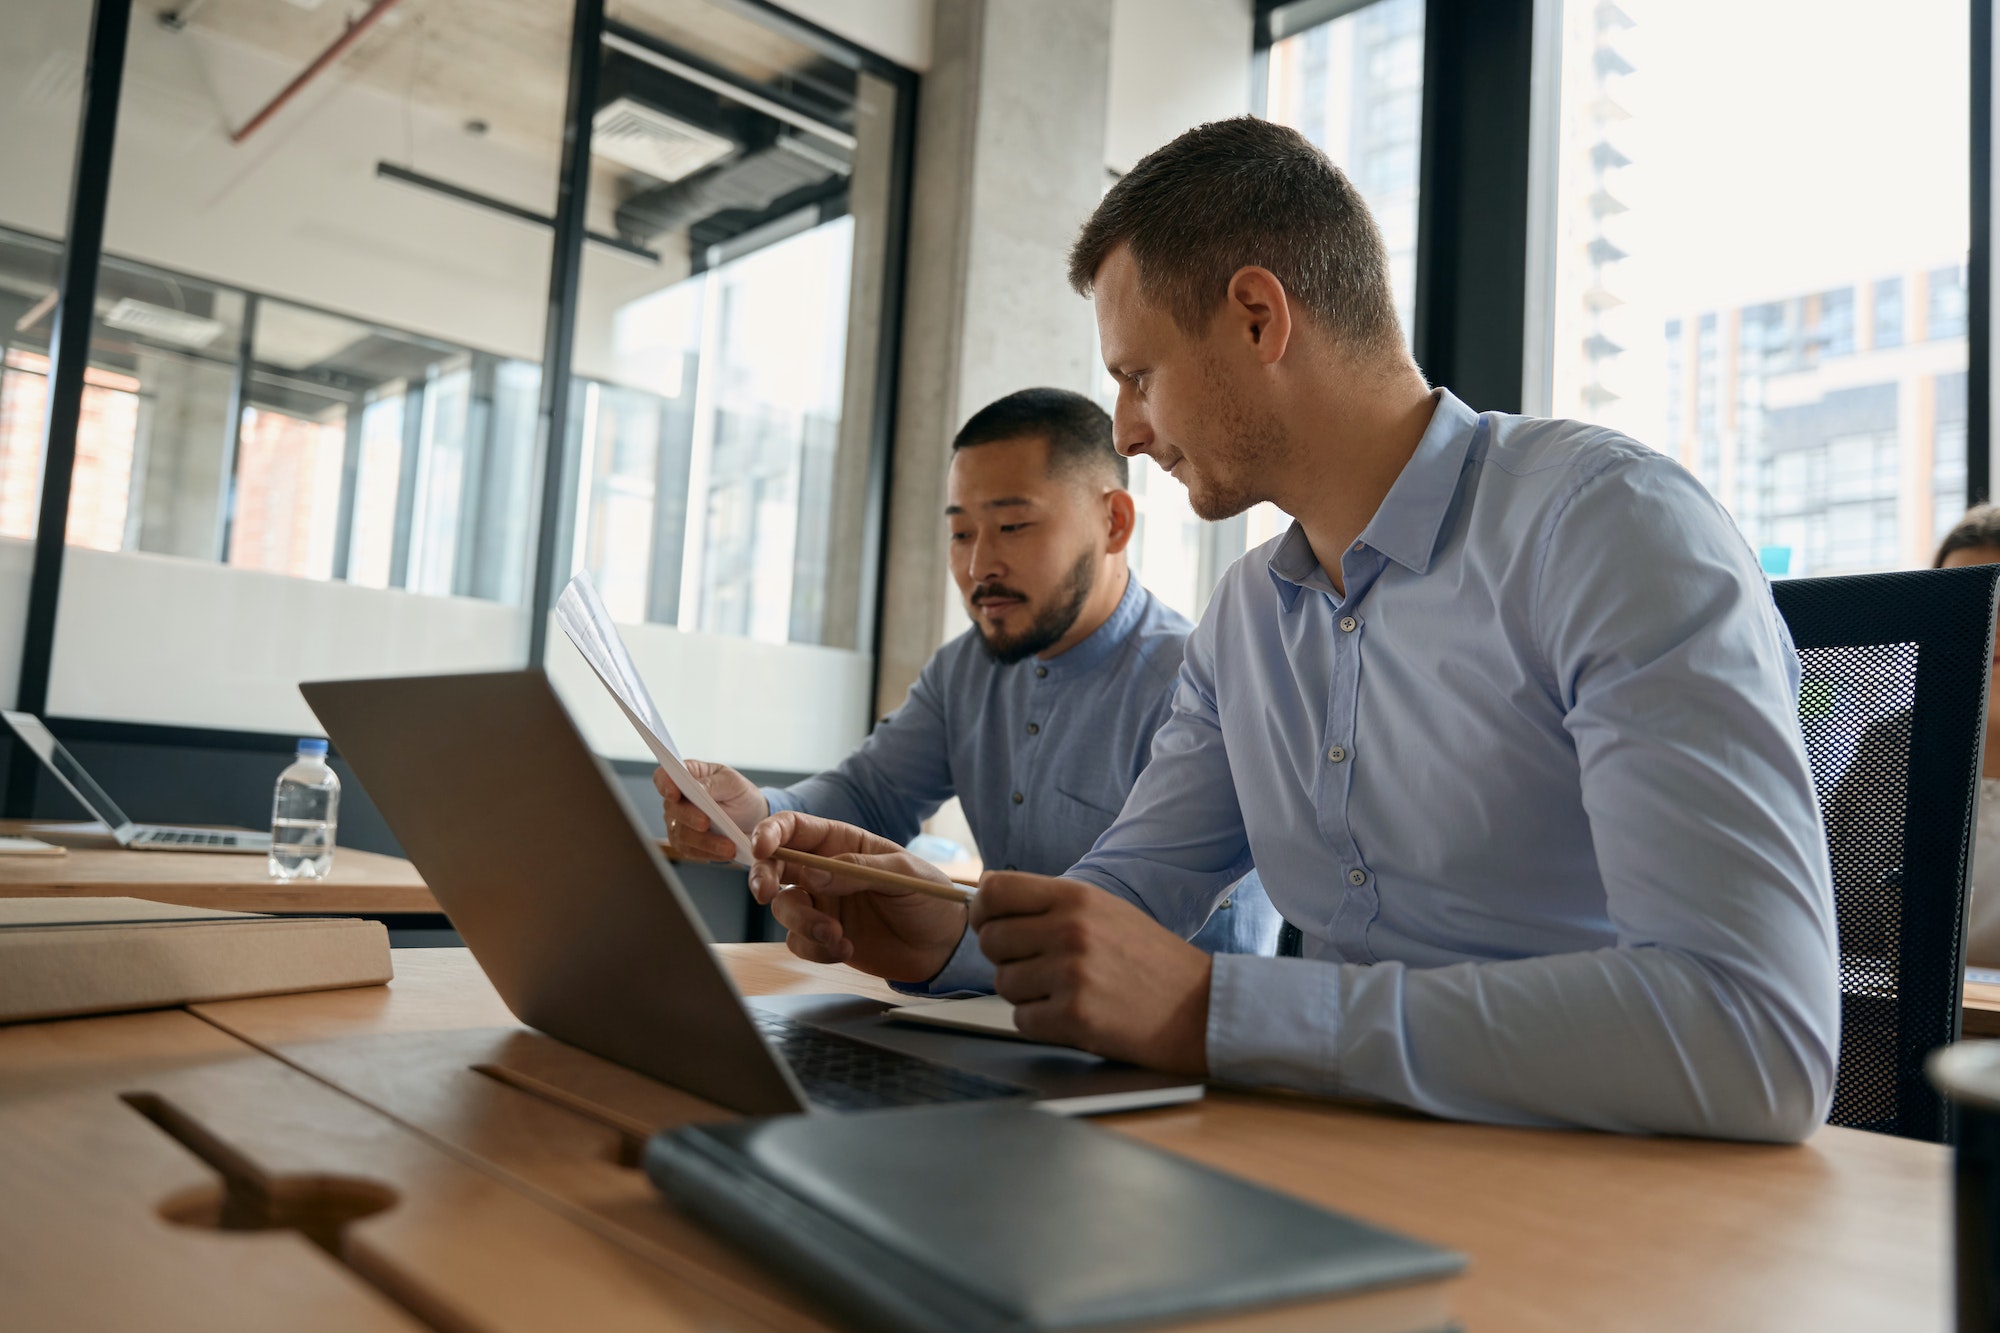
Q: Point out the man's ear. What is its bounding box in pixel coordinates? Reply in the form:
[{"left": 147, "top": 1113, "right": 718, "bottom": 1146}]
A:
[
  {"left": 1228, "top": 265, "right": 1293, "bottom": 366},
  {"left": 1103, "top": 487, "right": 1137, "bottom": 556}
]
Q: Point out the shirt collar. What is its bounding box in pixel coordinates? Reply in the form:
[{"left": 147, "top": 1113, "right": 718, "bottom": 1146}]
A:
[
  {"left": 1266, "top": 388, "right": 1482, "bottom": 609},
  {"left": 1033, "top": 569, "right": 1147, "bottom": 677}
]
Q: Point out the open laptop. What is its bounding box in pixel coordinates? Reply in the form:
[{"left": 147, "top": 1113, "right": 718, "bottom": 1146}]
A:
[
  {"left": 0, "top": 711, "right": 271, "bottom": 853},
  {"left": 301, "top": 669, "right": 1204, "bottom": 1117}
]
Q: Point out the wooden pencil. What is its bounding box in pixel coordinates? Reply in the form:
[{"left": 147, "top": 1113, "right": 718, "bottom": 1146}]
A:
[{"left": 773, "top": 847, "right": 978, "bottom": 902}]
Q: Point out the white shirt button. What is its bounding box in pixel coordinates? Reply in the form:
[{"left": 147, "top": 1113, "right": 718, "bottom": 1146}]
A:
[
  {"left": 1348, "top": 868, "right": 1367, "bottom": 886},
  {"left": 1352, "top": 541, "right": 1364, "bottom": 552},
  {"left": 1339, "top": 616, "right": 1358, "bottom": 633},
  {"left": 1327, "top": 745, "right": 1347, "bottom": 763}
]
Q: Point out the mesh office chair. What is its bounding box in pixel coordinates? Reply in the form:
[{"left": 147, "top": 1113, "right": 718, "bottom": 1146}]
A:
[{"left": 1773, "top": 565, "right": 2000, "bottom": 1142}]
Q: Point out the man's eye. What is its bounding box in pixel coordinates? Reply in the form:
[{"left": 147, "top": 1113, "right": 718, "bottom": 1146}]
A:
[
  {"left": 1000, "top": 523, "right": 1032, "bottom": 534},
  {"left": 949, "top": 531, "right": 971, "bottom": 542}
]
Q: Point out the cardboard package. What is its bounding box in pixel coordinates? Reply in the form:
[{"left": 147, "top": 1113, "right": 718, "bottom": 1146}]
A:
[{"left": 0, "top": 897, "right": 393, "bottom": 1023}]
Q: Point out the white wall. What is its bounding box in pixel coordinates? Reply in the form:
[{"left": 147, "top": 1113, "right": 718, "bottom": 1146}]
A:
[
  {"left": 41, "top": 545, "right": 869, "bottom": 772},
  {"left": 546, "top": 615, "right": 872, "bottom": 773},
  {"left": 786, "top": 0, "right": 1260, "bottom": 174},
  {"left": 780, "top": 0, "right": 935, "bottom": 71},
  {"left": 1106, "top": 0, "right": 1255, "bottom": 173},
  {"left": 47, "top": 550, "right": 528, "bottom": 734}
]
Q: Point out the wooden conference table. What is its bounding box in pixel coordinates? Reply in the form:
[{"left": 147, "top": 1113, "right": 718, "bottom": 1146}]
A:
[
  {"left": 1, "top": 820, "right": 1995, "bottom": 1051},
  {"left": 0, "top": 820, "right": 436, "bottom": 915},
  {"left": 0, "top": 944, "right": 1948, "bottom": 1331}
]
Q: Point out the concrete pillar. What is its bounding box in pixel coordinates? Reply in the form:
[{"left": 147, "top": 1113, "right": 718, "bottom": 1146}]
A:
[{"left": 873, "top": 0, "right": 1114, "bottom": 717}]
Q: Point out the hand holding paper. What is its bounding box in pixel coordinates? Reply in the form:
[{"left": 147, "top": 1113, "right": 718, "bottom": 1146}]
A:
[
  {"left": 556, "top": 572, "right": 756, "bottom": 866},
  {"left": 654, "top": 759, "right": 768, "bottom": 862}
]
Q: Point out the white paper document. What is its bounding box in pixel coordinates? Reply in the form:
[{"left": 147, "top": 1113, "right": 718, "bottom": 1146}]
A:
[
  {"left": 556, "top": 571, "right": 756, "bottom": 866},
  {"left": 884, "top": 994, "right": 1029, "bottom": 1041}
]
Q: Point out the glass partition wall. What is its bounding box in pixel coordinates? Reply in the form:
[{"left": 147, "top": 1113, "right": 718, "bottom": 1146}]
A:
[
  {"left": 14, "top": 0, "right": 912, "bottom": 783},
  {"left": 0, "top": 227, "right": 542, "bottom": 601},
  {"left": 36, "top": 0, "right": 571, "bottom": 735},
  {"left": 0, "top": 0, "right": 93, "bottom": 708},
  {"left": 549, "top": 0, "right": 906, "bottom": 772}
]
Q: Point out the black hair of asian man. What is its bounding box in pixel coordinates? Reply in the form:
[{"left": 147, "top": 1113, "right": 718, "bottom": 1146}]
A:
[{"left": 952, "top": 387, "right": 1129, "bottom": 489}]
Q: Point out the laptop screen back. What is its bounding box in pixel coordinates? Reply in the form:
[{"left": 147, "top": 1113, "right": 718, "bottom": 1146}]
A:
[
  {"left": 300, "top": 669, "right": 808, "bottom": 1117},
  {"left": 0, "top": 711, "right": 133, "bottom": 833}
]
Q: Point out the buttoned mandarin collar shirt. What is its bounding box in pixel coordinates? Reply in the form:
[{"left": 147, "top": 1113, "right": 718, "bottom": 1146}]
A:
[
  {"left": 917, "top": 389, "right": 1841, "bottom": 1141},
  {"left": 763, "top": 574, "right": 1279, "bottom": 955}
]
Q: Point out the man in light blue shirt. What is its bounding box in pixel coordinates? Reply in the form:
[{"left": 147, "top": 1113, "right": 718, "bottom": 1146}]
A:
[
  {"left": 746, "top": 119, "right": 1838, "bottom": 1141},
  {"left": 660, "top": 388, "right": 1276, "bottom": 955}
]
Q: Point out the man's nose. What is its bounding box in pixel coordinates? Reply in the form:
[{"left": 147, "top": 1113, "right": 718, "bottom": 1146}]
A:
[
  {"left": 1114, "top": 394, "right": 1152, "bottom": 458},
  {"left": 968, "top": 529, "right": 1004, "bottom": 582}
]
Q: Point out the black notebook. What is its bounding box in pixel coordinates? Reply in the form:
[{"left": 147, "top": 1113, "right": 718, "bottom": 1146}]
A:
[{"left": 645, "top": 1102, "right": 1463, "bottom": 1333}]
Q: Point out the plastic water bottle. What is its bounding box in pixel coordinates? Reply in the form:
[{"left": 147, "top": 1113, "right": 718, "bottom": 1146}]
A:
[{"left": 269, "top": 739, "right": 340, "bottom": 880}]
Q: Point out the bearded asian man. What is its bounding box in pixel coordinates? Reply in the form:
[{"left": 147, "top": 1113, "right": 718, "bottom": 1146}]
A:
[
  {"left": 742, "top": 118, "right": 1839, "bottom": 1142},
  {"left": 658, "top": 386, "right": 1277, "bottom": 956}
]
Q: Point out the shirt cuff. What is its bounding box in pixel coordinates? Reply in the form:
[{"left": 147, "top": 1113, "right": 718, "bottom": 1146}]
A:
[
  {"left": 1205, "top": 954, "right": 1343, "bottom": 1096},
  {"left": 760, "top": 786, "right": 798, "bottom": 816},
  {"left": 887, "top": 925, "right": 996, "bottom": 997}
]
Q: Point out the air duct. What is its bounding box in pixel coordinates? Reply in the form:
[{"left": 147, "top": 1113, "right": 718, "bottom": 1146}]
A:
[{"left": 615, "top": 130, "right": 850, "bottom": 247}]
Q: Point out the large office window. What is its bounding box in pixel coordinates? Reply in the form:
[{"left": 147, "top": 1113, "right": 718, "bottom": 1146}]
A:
[
  {"left": 1265, "top": 0, "right": 1425, "bottom": 343},
  {"left": 1540, "top": 0, "right": 1968, "bottom": 577},
  {"left": 547, "top": 1, "right": 905, "bottom": 771}
]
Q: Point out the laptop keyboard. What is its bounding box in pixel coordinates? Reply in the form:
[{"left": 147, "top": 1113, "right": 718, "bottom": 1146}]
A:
[
  {"left": 139, "top": 829, "right": 241, "bottom": 846},
  {"left": 750, "top": 1010, "right": 1031, "bottom": 1112}
]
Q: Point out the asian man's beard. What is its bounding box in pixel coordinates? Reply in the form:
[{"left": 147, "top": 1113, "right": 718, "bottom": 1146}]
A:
[{"left": 973, "top": 548, "right": 1098, "bottom": 666}]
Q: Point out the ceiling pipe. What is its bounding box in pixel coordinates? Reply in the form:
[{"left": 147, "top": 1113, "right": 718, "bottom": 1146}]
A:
[{"left": 229, "top": 0, "right": 406, "bottom": 145}]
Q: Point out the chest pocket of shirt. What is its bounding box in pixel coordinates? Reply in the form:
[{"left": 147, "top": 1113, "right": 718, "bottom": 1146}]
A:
[{"left": 1046, "top": 783, "right": 1126, "bottom": 868}]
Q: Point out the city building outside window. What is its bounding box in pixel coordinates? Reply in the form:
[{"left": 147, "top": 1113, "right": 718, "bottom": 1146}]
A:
[{"left": 1541, "top": 0, "right": 1968, "bottom": 578}]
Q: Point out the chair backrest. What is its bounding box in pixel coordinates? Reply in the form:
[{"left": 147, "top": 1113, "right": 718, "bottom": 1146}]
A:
[{"left": 1773, "top": 566, "right": 2000, "bottom": 1142}]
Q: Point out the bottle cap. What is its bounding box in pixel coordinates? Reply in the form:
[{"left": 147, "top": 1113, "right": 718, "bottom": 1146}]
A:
[{"left": 297, "top": 738, "right": 329, "bottom": 756}]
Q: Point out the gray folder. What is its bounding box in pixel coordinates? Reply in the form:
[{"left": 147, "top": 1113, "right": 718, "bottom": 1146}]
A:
[{"left": 646, "top": 1101, "right": 1464, "bottom": 1332}]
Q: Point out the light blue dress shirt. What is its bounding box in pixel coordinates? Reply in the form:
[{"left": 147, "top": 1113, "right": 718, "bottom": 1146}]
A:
[
  {"left": 917, "top": 390, "right": 1841, "bottom": 1141},
  {"left": 763, "top": 574, "right": 1279, "bottom": 955}
]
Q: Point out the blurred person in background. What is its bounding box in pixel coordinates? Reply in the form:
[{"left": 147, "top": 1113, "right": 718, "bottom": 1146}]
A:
[{"left": 1829, "top": 505, "right": 2000, "bottom": 967}]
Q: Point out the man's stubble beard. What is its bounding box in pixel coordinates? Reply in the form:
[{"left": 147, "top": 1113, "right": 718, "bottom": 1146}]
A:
[
  {"left": 975, "top": 546, "right": 1099, "bottom": 666},
  {"left": 1181, "top": 353, "right": 1290, "bottom": 522}
]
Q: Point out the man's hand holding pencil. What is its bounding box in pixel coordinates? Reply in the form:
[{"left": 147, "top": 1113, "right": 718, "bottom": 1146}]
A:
[
  {"left": 748, "top": 811, "right": 1213, "bottom": 1077},
  {"left": 746, "top": 811, "right": 971, "bottom": 984}
]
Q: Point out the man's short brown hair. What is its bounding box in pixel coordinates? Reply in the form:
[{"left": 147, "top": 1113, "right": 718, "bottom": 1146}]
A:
[
  {"left": 1068, "top": 116, "right": 1402, "bottom": 355},
  {"left": 1935, "top": 503, "right": 2000, "bottom": 567}
]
